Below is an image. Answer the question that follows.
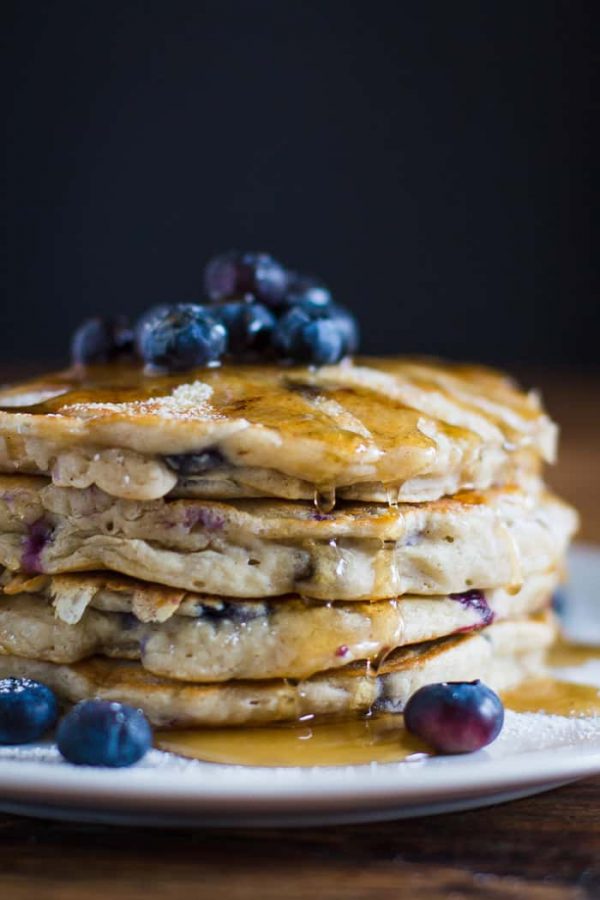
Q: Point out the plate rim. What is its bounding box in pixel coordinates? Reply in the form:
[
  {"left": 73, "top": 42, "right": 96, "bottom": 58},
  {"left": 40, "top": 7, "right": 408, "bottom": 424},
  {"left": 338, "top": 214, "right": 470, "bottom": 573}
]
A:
[{"left": 0, "top": 737, "right": 599, "bottom": 815}]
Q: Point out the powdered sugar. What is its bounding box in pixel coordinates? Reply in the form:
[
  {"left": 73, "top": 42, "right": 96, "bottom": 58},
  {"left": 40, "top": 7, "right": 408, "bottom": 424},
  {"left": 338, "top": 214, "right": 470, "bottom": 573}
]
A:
[{"left": 60, "top": 381, "right": 218, "bottom": 421}]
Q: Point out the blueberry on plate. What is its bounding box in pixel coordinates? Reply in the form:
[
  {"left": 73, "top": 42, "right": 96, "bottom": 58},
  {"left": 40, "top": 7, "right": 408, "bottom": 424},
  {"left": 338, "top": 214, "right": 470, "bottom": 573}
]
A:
[
  {"left": 0, "top": 678, "right": 58, "bottom": 744},
  {"left": 71, "top": 317, "right": 134, "bottom": 365},
  {"left": 403, "top": 680, "right": 504, "bottom": 754},
  {"left": 204, "top": 252, "right": 288, "bottom": 307},
  {"left": 56, "top": 700, "right": 152, "bottom": 767},
  {"left": 138, "top": 304, "right": 227, "bottom": 371},
  {"left": 215, "top": 299, "right": 276, "bottom": 355},
  {"left": 273, "top": 302, "right": 359, "bottom": 365}
]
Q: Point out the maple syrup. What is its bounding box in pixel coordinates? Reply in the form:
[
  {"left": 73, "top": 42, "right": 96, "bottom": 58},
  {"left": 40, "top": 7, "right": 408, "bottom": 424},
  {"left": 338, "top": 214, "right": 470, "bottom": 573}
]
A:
[
  {"left": 500, "top": 640, "right": 600, "bottom": 717},
  {"left": 501, "top": 678, "right": 600, "bottom": 717},
  {"left": 547, "top": 638, "right": 600, "bottom": 668},
  {"left": 156, "top": 714, "right": 430, "bottom": 767}
]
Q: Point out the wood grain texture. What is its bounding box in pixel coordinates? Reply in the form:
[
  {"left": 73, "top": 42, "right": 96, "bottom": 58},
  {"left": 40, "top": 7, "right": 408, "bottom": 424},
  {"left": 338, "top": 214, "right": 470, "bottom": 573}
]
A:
[{"left": 0, "top": 368, "right": 598, "bottom": 899}]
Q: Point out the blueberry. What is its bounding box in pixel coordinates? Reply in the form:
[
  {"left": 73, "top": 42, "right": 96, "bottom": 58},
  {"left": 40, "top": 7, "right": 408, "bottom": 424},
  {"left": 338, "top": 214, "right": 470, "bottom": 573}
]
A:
[
  {"left": 331, "top": 305, "right": 360, "bottom": 355},
  {"left": 164, "top": 447, "right": 226, "bottom": 475},
  {"left": 133, "top": 304, "right": 170, "bottom": 355},
  {"left": 22, "top": 517, "right": 53, "bottom": 575},
  {"left": 198, "top": 599, "right": 266, "bottom": 625},
  {"left": 71, "top": 317, "right": 134, "bottom": 365},
  {"left": 284, "top": 274, "right": 333, "bottom": 311},
  {"left": 404, "top": 680, "right": 504, "bottom": 754},
  {"left": 138, "top": 304, "right": 227, "bottom": 371},
  {"left": 215, "top": 299, "right": 276, "bottom": 355},
  {"left": 56, "top": 700, "right": 152, "bottom": 767},
  {"left": 204, "top": 252, "right": 288, "bottom": 307},
  {"left": 288, "top": 318, "right": 345, "bottom": 365},
  {"left": 0, "top": 678, "right": 58, "bottom": 744},
  {"left": 273, "top": 303, "right": 359, "bottom": 365},
  {"left": 449, "top": 590, "right": 494, "bottom": 627}
]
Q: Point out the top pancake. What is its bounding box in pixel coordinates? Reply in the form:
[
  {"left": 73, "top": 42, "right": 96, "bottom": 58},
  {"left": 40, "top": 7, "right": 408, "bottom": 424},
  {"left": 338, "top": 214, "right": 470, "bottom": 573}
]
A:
[{"left": 0, "top": 357, "right": 555, "bottom": 502}]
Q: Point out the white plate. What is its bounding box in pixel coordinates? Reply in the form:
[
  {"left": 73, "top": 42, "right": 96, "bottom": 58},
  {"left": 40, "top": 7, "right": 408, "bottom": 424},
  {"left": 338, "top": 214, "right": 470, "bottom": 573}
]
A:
[{"left": 0, "top": 544, "right": 599, "bottom": 827}]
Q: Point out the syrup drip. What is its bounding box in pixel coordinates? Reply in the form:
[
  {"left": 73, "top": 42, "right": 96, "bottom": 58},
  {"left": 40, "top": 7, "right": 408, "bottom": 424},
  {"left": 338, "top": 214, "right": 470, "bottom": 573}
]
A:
[
  {"left": 314, "top": 486, "right": 336, "bottom": 514},
  {"left": 385, "top": 486, "right": 401, "bottom": 509},
  {"left": 156, "top": 714, "right": 430, "bottom": 767}
]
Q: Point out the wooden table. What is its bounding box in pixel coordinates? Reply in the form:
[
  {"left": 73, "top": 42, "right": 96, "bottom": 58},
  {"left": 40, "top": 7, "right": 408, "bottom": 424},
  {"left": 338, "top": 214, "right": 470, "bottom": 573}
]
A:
[{"left": 0, "top": 369, "right": 598, "bottom": 899}]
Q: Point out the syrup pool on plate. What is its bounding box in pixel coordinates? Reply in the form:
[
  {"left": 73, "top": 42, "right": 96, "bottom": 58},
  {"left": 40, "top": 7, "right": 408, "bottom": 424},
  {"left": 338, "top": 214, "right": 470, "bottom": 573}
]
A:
[
  {"left": 502, "top": 639, "right": 600, "bottom": 716},
  {"left": 547, "top": 638, "right": 600, "bottom": 668},
  {"left": 501, "top": 679, "right": 600, "bottom": 717},
  {"left": 156, "top": 714, "right": 431, "bottom": 767}
]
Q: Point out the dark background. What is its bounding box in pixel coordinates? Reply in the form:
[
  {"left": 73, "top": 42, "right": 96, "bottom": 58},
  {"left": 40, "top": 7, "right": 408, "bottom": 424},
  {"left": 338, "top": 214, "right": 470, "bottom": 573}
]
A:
[{"left": 2, "top": 0, "right": 598, "bottom": 366}]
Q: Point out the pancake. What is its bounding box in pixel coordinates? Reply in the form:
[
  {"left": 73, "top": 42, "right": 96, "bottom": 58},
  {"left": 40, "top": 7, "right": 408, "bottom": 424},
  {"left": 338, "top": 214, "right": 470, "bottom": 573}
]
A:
[
  {"left": 0, "top": 477, "right": 577, "bottom": 599},
  {"left": 0, "top": 570, "right": 556, "bottom": 681},
  {"left": 0, "top": 358, "right": 556, "bottom": 503},
  {"left": 158, "top": 452, "right": 541, "bottom": 504},
  {"left": 0, "top": 615, "right": 556, "bottom": 726}
]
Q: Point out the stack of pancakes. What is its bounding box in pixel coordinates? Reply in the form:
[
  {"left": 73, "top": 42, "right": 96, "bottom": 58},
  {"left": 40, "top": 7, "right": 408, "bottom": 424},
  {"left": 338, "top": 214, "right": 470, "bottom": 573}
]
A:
[{"left": 0, "top": 359, "right": 577, "bottom": 727}]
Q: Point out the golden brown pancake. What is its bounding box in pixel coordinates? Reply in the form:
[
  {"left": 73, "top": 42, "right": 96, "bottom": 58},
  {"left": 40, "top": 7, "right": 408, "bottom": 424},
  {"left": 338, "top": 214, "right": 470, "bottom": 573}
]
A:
[
  {"left": 0, "top": 358, "right": 555, "bottom": 502},
  {"left": 0, "top": 477, "right": 576, "bottom": 599},
  {"left": 0, "top": 569, "right": 556, "bottom": 681}
]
